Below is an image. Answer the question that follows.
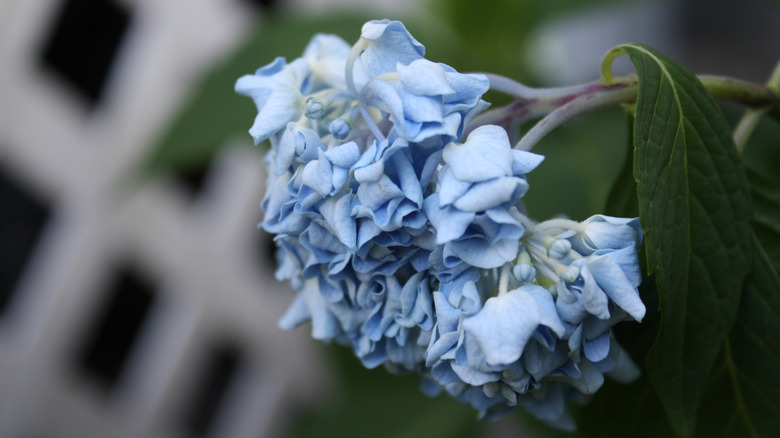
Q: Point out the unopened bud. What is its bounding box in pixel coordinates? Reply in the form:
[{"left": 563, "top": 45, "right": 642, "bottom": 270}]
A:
[
  {"left": 329, "top": 118, "right": 351, "bottom": 139},
  {"left": 548, "top": 239, "right": 571, "bottom": 260},
  {"left": 305, "top": 98, "right": 326, "bottom": 119}
]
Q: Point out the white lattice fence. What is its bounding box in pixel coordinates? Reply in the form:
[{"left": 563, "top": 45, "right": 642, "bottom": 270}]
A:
[{"left": 0, "top": 0, "right": 343, "bottom": 437}]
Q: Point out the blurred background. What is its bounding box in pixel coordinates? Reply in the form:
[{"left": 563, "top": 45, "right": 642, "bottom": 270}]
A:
[{"left": 0, "top": 0, "right": 778, "bottom": 437}]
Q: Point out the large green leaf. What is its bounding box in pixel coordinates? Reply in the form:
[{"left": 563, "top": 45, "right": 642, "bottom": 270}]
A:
[
  {"left": 603, "top": 112, "right": 639, "bottom": 219},
  {"left": 575, "top": 113, "right": 672, "bottom": 438},
  {"left": 746, "top": 167, "right": 780, "bottom": 273},
  {"left": 604, "top": 44, "right": 753, "bottom": 436},
  {"left": 694, "top": 234, "right": 780, "bottom": 438}
]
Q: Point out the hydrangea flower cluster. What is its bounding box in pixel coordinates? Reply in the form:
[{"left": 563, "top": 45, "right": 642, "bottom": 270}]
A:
[{"left": 236, "top": 20, "right": 645, "bottom": 428}]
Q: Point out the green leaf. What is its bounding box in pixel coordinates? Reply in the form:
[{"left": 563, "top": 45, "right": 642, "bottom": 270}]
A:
[
  {"left": 695, "top": 234, "right": 780, "bottom": 438},
  {"left": 603, "top": 112, "right": 639, "bottom": 218},
  {"left": 746, "top": 167, "right": 780, "bottom": 273},
  {"left": 605, "top": 43, "right": 753, "bottom": 436}
]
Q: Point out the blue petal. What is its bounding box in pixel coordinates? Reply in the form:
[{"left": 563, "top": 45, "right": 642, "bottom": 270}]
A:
[
  {"left": 522, "top": 339, "right": 569, "bottom": 381},
  {"left": 360, "top": 20, "right": 425, "bottom": 77},
  {"left": 325, "top": 141, "right": 361, "bottom": 167},
  {"left": 596, "top": 244, "right": 642, "bottom": 286},
  {"left": 578, "top": 215, "right": 642, "bottom": 252},
  {"left": 300, "top": 222, "right": 345, "bottom": 263},
  {"left": 442, "top": 70, "right": 490, "bottom": 106},
  {"left": 356, "top": 174, "right": 404, "bottom": 210},
  {"left": 511, "top": 149, "right": 545, "bottom": 175},
  {"left": 453, "top": 177, "right": 524, "bottom": 212},
  {"left": 583, "top": 331, "right": 611, "bottom": 362},
  {"left": 563, "top": 360, "right": 605, "bottom": 395},
  {"left": 523, "top": 285, "right": 566, "bottom": 337},
  {"left": 278, "top": 292, "right": 310, "bottom": 330},
  {"left": 276, "top": 125, "right": 298, "bottom": 175},
  {"left": 578, "top": 263, "right": 610, "bottom": 319},
  {"left": 437, "top": 166, "right": 471, "bottom": 207},
  {"left": 234, "top": 58, "right": 284, "bottom": 103},
  {"left": 303, "top": 282, "right": 342, "bottom": 340},
  {"left": 261, "top": 171, "right": 293, "bottom": 224},
  {"left": 587, "top": 254, "right": 645, "bottom": 321},
  {"left": 356, "top": 217, "right": 383, "bottom": 248},
  {"left": 400, "top": 92, "right": 444, "bottom": 124},
  {"left": 366, "top": 79, "right": 404, "bottom": 120},
  {"left": 300, "top": 155, "right": 331, "bottom": 197},
  {"left": 302, "top": 33, "right": 351, "bottom": 89},
  {"left": 294, "top": 127, "right": 323, "bottom": 163},
  {"left": 438, "top": 268, "right": 482, "bottom": 311},
  {"left": 462, "top": 287, "right": 544, "bottom": 366},
  {"left": 392, "top": 151, "right": 424, "bottom": 207},
  {"left": 432, "top": 291, "right": 460, "bottom": 335},
  {"left": 424, "top": 194, "right": 475, "bottom": 244},
  {"left": 249, "top": 83, "right": 304, "bottom": 144},
  {"left": 318, "top": 195, "right": 357, "bottom": 250},
  {"left": 451, "top": 361, "right": 500, "bottom": 386},
  {"left": 399, "top": 272, "right": 433, "bottom": 329},
  {"left": 397, "top": 59, "right": 455, "bottom": 96},
  {"left": 442, "top": 125, "right": 513, "bottom": 182},
  {"left": 449, "top": 236, "right": 518, "bottom": 269},
  {"left": 353, "top": 160, "right": 384, "bottom": 183}
]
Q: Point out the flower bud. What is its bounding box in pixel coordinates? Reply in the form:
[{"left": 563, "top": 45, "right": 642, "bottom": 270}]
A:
[
  {"left": 305, "top": 98, "right": 326, "bottom": 119},
  {"left": 560, "top": 265, "right": 580, "bottom": 284},
  {"left": 329, "top": 118, "right": 351, "bottom": 139},
  {"left": 548, "top": 239, "right": 571, "bottom": 260},
  {"left": 513, "top": 263, "right": 536, "bottom": 284}
]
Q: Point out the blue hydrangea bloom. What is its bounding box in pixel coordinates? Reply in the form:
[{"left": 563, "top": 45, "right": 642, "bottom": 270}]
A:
[
  {"left": 237, "top": 19, "right": 646, "bottom": 431},
  {"left": 364, "top": 59, "right": 490, "bottom": 143},
  {"left": 235, "top": 33, "right": 354, "bottom": 145},
  {"left": 424, "top": 125, "right": 543, "bottom": 273},
  {"left": 421, "top": 217, "right": 644, "bottom": 425}
]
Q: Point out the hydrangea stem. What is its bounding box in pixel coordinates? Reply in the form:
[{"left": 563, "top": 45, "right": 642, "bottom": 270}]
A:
[
  {"left": 698, "top": 75, "right": 779, "bottom": 110},
  {"left": 733, "top": 59, "right": 780, "bottom": 152},
  {"left": 535, "top": 218, "right": 584, "bottom": 234},
  {"left": 466, "top": 76, "right": 638, "bottom": 138},
  {"left": 515, "top": 85, "right": 638, "bottom": 151},
  {"left": 481, "top": 73, "right": 602, "bottom": 101},
  {"left": 498, "top": 263, "right": 511, "bottom": 297},
  {"left": 733, "top": 108, "right": 768, "bottom": 153},
  {"left": 359, "top": 105, "right": 386, "bottom": 142},
  {"left": 477, "top": 69, "right": 780, "bottom": 151}
]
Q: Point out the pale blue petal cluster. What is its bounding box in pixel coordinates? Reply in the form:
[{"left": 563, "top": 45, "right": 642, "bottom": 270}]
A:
[
  {"left": 365, "top": 59, "right": 490, "bottom": 143},
  {"left": 422, "top": 215, "right": 644, "bottom": 425},
  {"left": 236, "top": 19, "right": 645, "bottom": 429},
  {"left": 425, "top": 125, "right": 543, "bottom": 274},
  {"left": 235, "top": 57, "right": 308, "bottom": 144}
]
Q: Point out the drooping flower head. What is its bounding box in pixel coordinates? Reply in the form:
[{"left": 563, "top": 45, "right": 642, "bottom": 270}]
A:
[{"left": 235, "top": 19, "right": 645, "bottom": 430}]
